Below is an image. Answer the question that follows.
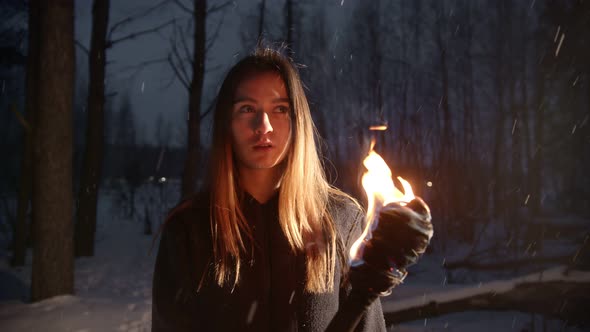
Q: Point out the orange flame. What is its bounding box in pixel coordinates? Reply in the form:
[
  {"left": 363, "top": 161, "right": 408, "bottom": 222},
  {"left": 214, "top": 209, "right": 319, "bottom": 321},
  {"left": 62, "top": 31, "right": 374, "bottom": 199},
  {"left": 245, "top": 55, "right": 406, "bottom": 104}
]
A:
[{"left": 350, "top": 140, "right": 415, "bottom": 263}]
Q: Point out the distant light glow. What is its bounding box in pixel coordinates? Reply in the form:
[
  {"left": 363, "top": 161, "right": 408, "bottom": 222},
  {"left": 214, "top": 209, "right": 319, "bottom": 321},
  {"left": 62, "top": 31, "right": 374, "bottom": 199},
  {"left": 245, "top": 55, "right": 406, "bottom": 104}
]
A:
[{"left": 427, "top": 181, "right": 433, "bottom": 187}]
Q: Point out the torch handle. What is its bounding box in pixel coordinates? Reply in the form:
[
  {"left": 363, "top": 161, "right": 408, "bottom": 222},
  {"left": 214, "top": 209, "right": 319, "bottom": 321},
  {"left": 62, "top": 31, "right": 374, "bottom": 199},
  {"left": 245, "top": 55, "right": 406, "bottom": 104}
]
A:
[{"left": 325, "top": 287, "right": 379, "bottom": 332}]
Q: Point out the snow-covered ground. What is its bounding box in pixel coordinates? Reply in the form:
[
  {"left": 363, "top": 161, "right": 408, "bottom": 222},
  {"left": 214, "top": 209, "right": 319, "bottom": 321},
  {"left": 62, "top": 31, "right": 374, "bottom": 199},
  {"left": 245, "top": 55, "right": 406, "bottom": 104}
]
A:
[
  {"left": 0, "top": 188, "right": 586, "bottom": 331},
  {"left": 0, "top": 188, "right": 160, "bottom": 332}
]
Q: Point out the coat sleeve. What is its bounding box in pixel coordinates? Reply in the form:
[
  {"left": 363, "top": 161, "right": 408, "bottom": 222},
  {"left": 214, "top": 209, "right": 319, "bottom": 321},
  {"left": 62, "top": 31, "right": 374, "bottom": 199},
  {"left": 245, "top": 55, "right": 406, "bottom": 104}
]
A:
[
  {"left": 343, "top": 207, "right": 388, "bottom": 332},
  {"left": 152, "top": 216, "right": 201, "bottom": 331}
]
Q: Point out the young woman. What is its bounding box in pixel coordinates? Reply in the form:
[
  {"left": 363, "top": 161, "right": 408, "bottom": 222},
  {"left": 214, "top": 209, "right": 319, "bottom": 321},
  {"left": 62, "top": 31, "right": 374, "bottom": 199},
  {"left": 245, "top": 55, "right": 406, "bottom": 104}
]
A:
[{"left": 151, "top": 47, "right": 416, "bottom": 331}]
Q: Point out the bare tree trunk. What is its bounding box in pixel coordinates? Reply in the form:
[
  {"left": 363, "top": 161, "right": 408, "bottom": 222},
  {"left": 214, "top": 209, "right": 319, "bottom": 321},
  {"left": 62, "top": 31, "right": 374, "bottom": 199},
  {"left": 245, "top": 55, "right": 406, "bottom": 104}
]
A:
[
  {"left": 529, "top": 74, "right": 545, "bottom": 217},
  {"left": 365, "top": 2, "right": 385, "bottom": 158},
  {"left": 181, "top": 0, "right": 206, "bottom": 198},
  {"left": 436, "top": 27, "right": 452, "bottom": 162},
  {"left": 75, "top": 0, "right": 110, "bottom": 257},
  {"left": 491, "top": 0, "right": 508, "bottom": 219},
  {"left": 257, "top": 0, "right": 265, "bottom": 41},
  {"left": 12, "top": 0, "right": 40, "bottom": 267},
  {"left": 31, "top": 0, "right": 75, "bottom": 301},
  {"left": 396, "top": 1, "right": 408, "bottom": 165},
  {"left": 303, "top": 7, "right": 328, "bottom": 142},
  {"left": 461, "top": 3, "right": 475, "bottom": 161},
  {"left": 285, "top": 0, "right": 293, "bottom": 58},
  {"left": 520, "top": 45, "right": 532, "bottom": 209},
  {"left": 459, "top": 0, "right": 477, "bottom": 242},
  {"left": 433, "top": 0, "right": 453, "bottom": 246},
  {"left": 408, "top": 0, "right": 423, "bottom": 170},
  {"left": 506, "top": 2, "right": 523, "bottom": 253}
]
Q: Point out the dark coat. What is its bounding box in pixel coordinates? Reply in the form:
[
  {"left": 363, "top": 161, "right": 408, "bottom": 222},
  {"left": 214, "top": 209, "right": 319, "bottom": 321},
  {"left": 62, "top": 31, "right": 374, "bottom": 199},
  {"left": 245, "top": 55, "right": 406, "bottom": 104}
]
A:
[{"left": 152, "top": 192, "right": 387, "bottom": 331}]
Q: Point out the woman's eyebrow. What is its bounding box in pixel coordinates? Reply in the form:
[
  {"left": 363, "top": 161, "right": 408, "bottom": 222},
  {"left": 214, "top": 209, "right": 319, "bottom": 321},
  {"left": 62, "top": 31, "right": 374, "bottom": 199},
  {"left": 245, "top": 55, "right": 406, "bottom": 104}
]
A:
[
  {"left": 232, "top": 97, "right": 290, "bottom": 104},
  {"left": 233, "top": 96, "right": 256, "bottom": 104},
  {"left": 272, "top": 98, "right": 290, "bottom": 103}
]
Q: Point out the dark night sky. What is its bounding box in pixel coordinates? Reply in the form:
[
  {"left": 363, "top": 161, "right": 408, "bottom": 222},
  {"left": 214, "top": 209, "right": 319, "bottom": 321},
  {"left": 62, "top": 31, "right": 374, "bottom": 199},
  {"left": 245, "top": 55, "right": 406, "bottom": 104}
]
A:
[
  {"left": 75, "top": 0, "right": 240, "bottom": 146},
  {"left": 74, "top": 0, "right": 356, "bottom": 146}
]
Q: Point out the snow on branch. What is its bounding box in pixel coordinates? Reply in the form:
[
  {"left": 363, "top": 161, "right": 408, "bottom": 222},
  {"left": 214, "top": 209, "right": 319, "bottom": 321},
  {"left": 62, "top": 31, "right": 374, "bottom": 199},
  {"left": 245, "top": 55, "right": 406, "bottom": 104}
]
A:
[{"left": 383, "top": 266, "right": 590, "bottom": 327}]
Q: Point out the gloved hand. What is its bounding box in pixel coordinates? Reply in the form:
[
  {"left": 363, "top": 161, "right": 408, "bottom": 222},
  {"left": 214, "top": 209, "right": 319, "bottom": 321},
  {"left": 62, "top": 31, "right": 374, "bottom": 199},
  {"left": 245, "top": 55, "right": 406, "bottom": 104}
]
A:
[
  {"left": 327, "top": 198, "right": 433, "bottom": 332},
  {"left": 351, "top": 197, "right": 433, "bottom": 295}
]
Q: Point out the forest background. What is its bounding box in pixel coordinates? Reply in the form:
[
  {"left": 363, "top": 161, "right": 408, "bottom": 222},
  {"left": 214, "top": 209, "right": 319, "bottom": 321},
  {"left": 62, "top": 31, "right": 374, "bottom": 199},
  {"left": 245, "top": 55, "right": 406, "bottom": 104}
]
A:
[{"left": 0, "top": 0, "right": 589, "bottom": 330}]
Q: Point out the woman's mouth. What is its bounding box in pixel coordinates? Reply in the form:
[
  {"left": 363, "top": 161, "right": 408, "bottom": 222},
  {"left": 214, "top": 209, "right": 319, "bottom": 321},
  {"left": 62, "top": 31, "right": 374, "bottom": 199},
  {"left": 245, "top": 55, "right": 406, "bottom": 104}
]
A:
[{"left": 253, "top": 144, "right": 273, "bottom": 151}]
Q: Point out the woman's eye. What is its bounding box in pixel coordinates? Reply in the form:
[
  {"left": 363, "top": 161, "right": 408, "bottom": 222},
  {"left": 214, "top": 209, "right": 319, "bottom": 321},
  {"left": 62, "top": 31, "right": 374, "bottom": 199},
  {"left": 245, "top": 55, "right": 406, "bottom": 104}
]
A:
[
  {"left": 275, "top": 106, "right": 289, "bottom": 113},
  {"left": 239, "top": 105, "right": 255, "bottom": 113}
]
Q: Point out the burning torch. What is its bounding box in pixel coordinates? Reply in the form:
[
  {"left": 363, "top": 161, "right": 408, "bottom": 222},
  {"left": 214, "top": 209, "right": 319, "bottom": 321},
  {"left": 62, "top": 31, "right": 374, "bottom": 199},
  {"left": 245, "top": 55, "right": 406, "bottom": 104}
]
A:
[{"left": 326, "top": 140, "right": 434, "bottom": 332}]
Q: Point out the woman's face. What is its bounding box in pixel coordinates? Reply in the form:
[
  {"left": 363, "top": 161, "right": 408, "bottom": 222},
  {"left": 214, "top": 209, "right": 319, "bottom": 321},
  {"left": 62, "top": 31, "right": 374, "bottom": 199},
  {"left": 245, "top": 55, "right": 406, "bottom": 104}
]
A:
[{"left": 230, "top": 71, "right": 292, "bottom": 172}]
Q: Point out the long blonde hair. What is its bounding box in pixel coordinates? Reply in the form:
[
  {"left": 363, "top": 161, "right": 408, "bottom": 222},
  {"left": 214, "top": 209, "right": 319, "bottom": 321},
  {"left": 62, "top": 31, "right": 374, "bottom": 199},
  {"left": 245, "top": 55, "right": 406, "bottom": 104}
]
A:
[{"left": 208, "top": 47, "right": 354, "bottom": 293}]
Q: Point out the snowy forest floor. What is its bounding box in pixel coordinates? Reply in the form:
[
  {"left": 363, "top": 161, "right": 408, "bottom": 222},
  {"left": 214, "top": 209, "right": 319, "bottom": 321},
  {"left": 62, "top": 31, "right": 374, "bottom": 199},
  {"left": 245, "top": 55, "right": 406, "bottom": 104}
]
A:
[{"left": 0, "top": 189, "right": 587, "bottom": 332}]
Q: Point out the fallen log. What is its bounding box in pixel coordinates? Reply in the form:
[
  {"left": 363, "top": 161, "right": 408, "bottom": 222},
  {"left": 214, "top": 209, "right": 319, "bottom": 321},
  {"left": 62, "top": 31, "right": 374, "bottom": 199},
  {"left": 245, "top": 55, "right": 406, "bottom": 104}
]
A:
[{"left": 384, "top": 266, "right": 590, "bottom": 327}]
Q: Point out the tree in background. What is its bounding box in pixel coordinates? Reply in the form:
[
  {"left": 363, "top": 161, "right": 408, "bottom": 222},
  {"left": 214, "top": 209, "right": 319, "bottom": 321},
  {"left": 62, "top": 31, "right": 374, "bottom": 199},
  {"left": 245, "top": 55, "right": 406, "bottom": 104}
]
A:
[
  {"left": 170, "top": 0, "right": 231, "bottom": 198},
  {"left": 31, "top": 0, "right": 75, "bottom": 301},
  {"left": 75, "top": 0, "right": 110, "bottom": 257},
  {"left": 112, "top": 92, "right": 141, "bottom": 218},
  {"left": 73, "top": 0, "right": 175, "bottom": 257},
  {"left": 258, "top": 0, "right": 266, "bottom": 41},
  {"left": 541, "top": 0, "right": 590, "bottom": 215},
  {"left": 178, "top": 0, "right": 206, "bottom": 199},
  {"left": 11, "top": 0, "right": 38, "bottom": 267},
  {"left": 284, "top": 0, "right": 294, "bottom": 58}
]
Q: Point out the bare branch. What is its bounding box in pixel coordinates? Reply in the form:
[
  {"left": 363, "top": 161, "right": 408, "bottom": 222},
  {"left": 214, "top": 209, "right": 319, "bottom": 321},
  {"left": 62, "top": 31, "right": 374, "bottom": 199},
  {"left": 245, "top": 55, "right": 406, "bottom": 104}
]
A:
[
  {"left": 206, "top": 10, "right": 226, "bottom": 51},
  {"left": 199, "top": 101, "right": 214, "bottom": 121},
  {"left": 204, "top": 63, "right": 222, "bottom": 74},
  {"left": 109, "top": 19, "right": 176, "bottom": 48},
  {"left": 117, "top": 57, "right": 169, "bottom": 76},
  {"left": 170, "top": 34, "right": 191, "bottom": 80},
  {"left": 108, "top": 0, "right": 172, "bottom": 40},
  {"left": 74, "top": 40, "right": 90, "bottom": 56},
  {"left": 173, "top": 0, "right": 193, "bottom": 14},
  {"left": 167, "top": 55, "right": 190, "bottom": 90},
  {"left": 177, "top": 22, "right": 194, "bottom": 68},
  {"left": 207, "top": 1, "right": 233, "bottom": 15},
  {"left": 167, "top": 21, "right": 193, "bottom": 87},
  {"left": 161, "top": 71, "right": 179, "bottom": 90}
]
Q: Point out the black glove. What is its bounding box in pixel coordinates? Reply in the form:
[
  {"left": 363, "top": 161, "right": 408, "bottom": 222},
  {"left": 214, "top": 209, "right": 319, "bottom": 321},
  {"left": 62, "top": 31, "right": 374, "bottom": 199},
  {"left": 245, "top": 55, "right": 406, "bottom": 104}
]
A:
[
  {"left": 326, "top": 199, "right": 432, "bottom": 332},
  {"left": 351, "top": 197, "right": 433, "bottom": 294}
]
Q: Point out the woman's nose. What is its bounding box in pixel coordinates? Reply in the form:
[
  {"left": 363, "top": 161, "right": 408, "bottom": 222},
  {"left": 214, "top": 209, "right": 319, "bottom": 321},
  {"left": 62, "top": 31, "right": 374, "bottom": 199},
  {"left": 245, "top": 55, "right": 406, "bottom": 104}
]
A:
[{"left": 254, "top": 111, "right": 273, "bottom": 135}]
